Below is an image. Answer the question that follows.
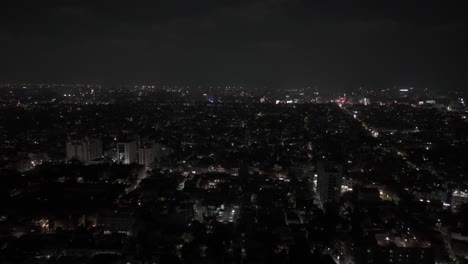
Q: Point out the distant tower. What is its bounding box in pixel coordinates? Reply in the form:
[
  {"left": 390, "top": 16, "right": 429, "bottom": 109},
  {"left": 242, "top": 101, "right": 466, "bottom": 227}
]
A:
[
  {"left": 116, "top": 141, "right": 137, "bottom": 164},
  {"left": 317, "top": 162, "right": 343, "bottom": 204},
  {"left": 66, "top": 140, "right": 87, "bottom": 162},
  {"left": 66, "top": 137, "right": 102, "bottom": 163},
  {"left": 138, "top": 142, "right": 160, "bottom": 168},
  {"left": 87, "top": 138, "right": 103, "bottom": 161}
]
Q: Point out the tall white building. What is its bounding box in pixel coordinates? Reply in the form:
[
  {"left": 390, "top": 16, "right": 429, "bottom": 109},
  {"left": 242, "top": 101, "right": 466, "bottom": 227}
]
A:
[
  {"left": 317, "top": 162, "right": 343, "bottom": 204},
  {"left": 117, "top": 141, "right": 137, "bottom": 164},
  {"left": 138, "top": 142, "right": 160, "bottom": 168},
  {"left": 66, "top": 138, "right": 102, "bottom": 163}
]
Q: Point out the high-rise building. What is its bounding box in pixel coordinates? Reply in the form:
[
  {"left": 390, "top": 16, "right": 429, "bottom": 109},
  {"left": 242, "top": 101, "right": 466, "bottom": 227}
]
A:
[
  {"left": 66, "top": 140, "right": 86, "bottom": 162},
  {"left": 317, "top": 162, "right": 343, "bottom": 204},
  {"left": 138, "top": 142, "right": 159, "bottom": 168},
  {"left": 116, "top": 141, "right": 137, "bottom": 164},
  {"left": 66, "top": 137, "right": 102, "bottom": 163},
  {"left": 87, "top": 138, "right": 103, "bottom": 161}
]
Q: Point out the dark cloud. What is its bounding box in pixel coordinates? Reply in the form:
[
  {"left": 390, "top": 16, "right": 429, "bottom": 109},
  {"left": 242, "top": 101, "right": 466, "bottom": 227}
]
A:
[{"left": 1, "top": 0, "right": 467, "bottom": 90}]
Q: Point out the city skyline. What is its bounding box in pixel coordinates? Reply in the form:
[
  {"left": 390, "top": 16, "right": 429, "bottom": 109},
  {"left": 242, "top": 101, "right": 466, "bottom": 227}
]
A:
[{"left": 1, "top": 2, "right": 468, "bottom": 264}]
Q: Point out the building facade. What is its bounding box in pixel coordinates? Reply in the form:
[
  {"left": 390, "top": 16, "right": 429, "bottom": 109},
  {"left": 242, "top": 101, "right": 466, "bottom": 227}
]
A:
[
  {"left": 116, "top": 141, "right": 137, "bottom": 164},
  {"left": 66, "top": 137, "right": 102, "bottom": 163},
  {"left": 138, "top": 142, "right": 160, "bottom": 168},
  {"left": 317, "top": 162, "right": 343, "bottom": 204}
]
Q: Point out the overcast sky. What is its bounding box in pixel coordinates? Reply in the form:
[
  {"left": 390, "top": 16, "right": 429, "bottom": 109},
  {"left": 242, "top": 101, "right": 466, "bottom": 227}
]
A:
[{"left": 1, "top": 0, "right": 467, "bottom": 91}]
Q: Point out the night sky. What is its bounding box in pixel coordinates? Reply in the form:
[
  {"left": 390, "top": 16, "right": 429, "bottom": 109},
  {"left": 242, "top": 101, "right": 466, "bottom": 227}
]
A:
[{"left": 1, "top": 0, "right": 468, "bottom": 90}]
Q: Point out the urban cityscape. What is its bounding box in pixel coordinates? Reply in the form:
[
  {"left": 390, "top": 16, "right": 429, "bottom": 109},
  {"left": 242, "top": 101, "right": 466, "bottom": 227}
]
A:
[
  {"left": 1, "top": 1, "right": 468, "bottom": 264},
  {"left": 0, "top": 83, "right": 466, "bottom": 263}
]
